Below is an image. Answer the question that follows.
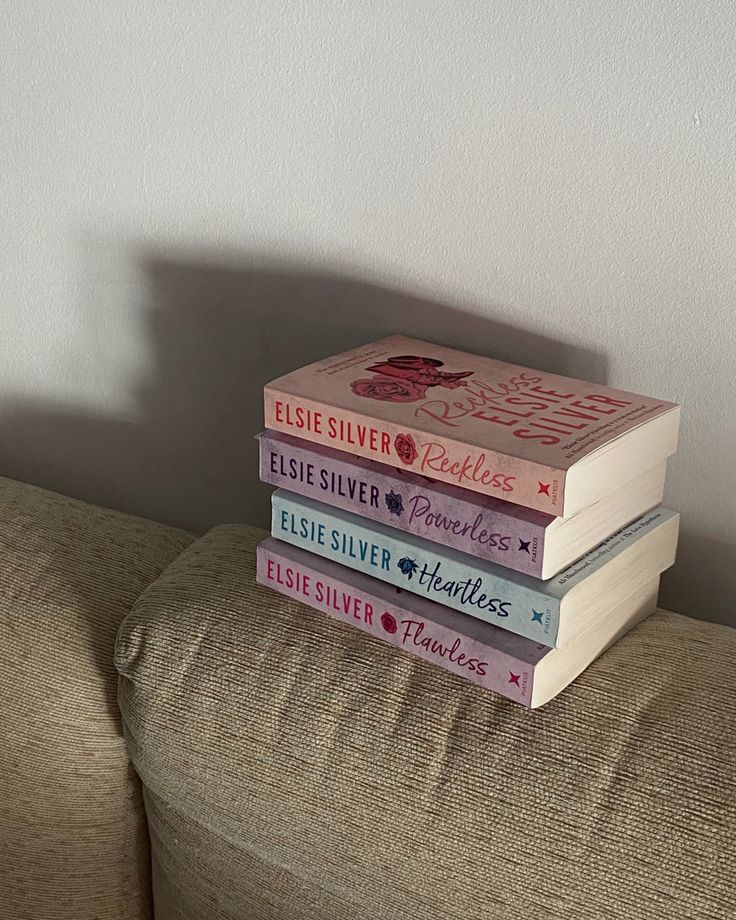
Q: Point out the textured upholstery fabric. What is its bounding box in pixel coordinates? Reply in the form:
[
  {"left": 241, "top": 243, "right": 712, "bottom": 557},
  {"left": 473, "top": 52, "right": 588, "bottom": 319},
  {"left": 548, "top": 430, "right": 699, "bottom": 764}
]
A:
[
  {"left": 116, "top": 524, "right": 736, "bottom": 920},
  {"left": 0, "top": 477, "right": 193, "bottom": 920}
]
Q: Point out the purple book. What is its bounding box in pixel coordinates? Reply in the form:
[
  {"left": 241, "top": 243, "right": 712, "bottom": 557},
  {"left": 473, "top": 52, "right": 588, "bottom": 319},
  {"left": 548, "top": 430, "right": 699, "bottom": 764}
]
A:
[{"left": 258, "top": 430, "right": 665, "bottom": 578}]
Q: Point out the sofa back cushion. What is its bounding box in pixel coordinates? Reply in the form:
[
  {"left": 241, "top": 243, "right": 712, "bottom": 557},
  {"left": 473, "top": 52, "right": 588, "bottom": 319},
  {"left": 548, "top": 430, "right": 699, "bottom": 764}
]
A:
[
  {"left": 0, "top": 477, "right": 192, "bottom": 920},
  {"left": 116, "top": 524, "right": 736, "bottom": 920}
]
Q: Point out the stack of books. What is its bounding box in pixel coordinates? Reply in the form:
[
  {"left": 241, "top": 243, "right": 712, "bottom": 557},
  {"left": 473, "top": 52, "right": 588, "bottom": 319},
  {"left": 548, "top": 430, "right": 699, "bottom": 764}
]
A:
[{"left": 256, "top": 336, "right": 680, "bottom": 708}]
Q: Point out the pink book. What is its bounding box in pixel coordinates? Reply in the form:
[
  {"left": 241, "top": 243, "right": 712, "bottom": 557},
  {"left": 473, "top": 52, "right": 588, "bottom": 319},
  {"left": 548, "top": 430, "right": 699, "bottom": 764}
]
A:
[
  {"left": 264, "top": 336, "right": 679, "bottom": 515},
  {"left": 256, "top": 537, "right": 659, "bottom": 708}
]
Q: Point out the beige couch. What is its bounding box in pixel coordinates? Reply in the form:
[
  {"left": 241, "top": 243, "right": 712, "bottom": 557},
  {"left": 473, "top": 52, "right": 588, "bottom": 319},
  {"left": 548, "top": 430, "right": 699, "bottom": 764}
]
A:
[{"left": 1, "top": 476, "right": 734, "bottom": 920}]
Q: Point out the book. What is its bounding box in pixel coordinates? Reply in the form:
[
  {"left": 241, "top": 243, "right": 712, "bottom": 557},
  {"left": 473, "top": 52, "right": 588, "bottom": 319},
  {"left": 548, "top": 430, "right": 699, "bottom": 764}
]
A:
[
  {"left": 263, "top": 335, "right": 680, "bottom": 515},
  {"left": 257, "top": 537, "right": 660, "bottom": 708},
  {"left": 271, "top": 489, "right": 679, "bottom": 647},
  {"left": 259, "top": 429, "right": 666, "bottom": 579}
]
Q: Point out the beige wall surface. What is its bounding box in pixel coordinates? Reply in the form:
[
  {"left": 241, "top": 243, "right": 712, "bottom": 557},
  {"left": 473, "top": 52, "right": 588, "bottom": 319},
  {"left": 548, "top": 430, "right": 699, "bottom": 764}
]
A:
[{"left": 2, "top": 3, "right": 734, "bottom": 625}]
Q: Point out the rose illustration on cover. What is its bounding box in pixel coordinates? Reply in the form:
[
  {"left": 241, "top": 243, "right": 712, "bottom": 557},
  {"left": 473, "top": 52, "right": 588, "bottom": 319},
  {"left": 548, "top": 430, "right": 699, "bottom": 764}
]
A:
[
  {"left": 380, "top": 612, "right": 398, "bottom": 634},
  {"left": 384, "top": 490, "right": 404, "bottom": 516},
  {"left": 350, "top": 355, "right": 472, "bottom": 404},
  {"left": 394, "top": 433, "right": 418, "bottom": 466},
  {"left": 350, "top": 376, "right": 427, "bottom": 403}
]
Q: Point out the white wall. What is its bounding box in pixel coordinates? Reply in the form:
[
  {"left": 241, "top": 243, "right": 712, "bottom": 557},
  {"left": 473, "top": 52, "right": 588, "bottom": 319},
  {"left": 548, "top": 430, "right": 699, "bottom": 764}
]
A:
[{"left": 2, "top": 2, "right": 734, "bottom": 625}]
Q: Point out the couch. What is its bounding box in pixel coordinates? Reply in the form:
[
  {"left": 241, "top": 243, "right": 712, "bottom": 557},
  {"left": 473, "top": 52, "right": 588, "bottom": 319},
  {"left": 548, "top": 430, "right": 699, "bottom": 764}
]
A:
[{"left": 1, "top": 475, "right": 734, "bottom": 920}]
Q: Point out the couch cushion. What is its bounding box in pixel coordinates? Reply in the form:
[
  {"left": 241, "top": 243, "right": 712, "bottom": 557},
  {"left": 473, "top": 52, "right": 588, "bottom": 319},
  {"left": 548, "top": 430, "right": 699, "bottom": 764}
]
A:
[
  {"left": 0, "top": 477, "right": 193, "bottom": 920},
  {"left": 116, "top": 524, "right": 736, "bottom": 920}
]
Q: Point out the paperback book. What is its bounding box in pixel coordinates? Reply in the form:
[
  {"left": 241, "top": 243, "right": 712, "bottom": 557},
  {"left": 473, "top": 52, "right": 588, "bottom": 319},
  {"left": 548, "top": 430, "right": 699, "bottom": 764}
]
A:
[
  {"left": 264, "top": 335, "right": 680, "bottom": 515},
  {"left": 259, "top": 429, "right": 666, "bottom": 578},
  {"left": 257, "top": 537, "right": 661, "bottom": 708},
  {"left": 271, "top": 489, "right": 679, "bottom": 646}
]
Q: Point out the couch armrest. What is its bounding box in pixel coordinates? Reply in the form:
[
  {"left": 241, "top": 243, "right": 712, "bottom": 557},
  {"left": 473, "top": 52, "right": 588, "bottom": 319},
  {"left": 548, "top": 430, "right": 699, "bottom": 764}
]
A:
[
  {"left": 0, "top": 477, "right": 192, "bottom": 920},
  {"left": 116, "top": 523, "right": 736, "bottom": 920}
]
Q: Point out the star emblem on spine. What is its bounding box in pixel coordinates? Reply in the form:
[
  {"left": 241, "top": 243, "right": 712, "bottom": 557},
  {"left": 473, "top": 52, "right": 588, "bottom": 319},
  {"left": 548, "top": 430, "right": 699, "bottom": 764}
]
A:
[
  {"left": 518, "top": 539, "right": 531, "bottom": 554},
  {"left": 508, "top": 672, "right": 521, "bottom": 686},
  {"left": 531, "top": 609, "right": 545, "bottom": 624},
  {"left": 538, "top": 482, "right": 551, "bottom": 495}
]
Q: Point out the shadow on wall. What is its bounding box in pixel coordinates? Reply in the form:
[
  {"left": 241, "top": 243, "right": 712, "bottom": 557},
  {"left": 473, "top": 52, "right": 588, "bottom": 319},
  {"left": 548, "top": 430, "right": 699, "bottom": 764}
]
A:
[
  {"left": 0, "top": 250, "right": 732, "bottom": 626},
  {"left": 0, "top": 251, "right": 610, "bottom": 531}
]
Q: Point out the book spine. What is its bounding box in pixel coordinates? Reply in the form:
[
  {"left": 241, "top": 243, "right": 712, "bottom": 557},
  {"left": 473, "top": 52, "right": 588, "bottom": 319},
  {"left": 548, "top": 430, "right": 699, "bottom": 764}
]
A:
[
  {"left": 257, "top": 540, "right": 535, "bottom": 705},
  {"left": 263, "top": 387, "right": 568, "bottom": 515},
  {"left": 271, "top": 490, "right": 561, "bottom": 644},
  {"left": 259, "top": 432, "right": 547, "bottom": 577}
]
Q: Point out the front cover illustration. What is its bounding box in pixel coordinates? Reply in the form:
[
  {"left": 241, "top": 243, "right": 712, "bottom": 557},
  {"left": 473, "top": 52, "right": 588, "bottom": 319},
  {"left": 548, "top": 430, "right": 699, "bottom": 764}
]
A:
[{"left": 265, "top": 335, "right": 679, "bottom": 513}]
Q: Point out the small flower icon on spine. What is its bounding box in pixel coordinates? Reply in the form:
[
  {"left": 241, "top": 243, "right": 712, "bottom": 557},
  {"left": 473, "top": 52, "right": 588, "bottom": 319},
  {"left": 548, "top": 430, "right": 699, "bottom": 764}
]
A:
[
  {"left": 394, "top": 433, "right": 418, "bottom": 466},
  {"left": 385, "top": 490, "right": 404, "bottom": 516},
  {"left": 397, "top": 557, "right": 418, "bottom": 580}
]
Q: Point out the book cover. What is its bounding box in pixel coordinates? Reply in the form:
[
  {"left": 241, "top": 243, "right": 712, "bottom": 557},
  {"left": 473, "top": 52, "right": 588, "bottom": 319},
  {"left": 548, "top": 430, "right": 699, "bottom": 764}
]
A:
[
  {"left": 259, "top": 429, "right": 550, "bottom": 577},
  {"left": 257, "top": 537, "right": 548, "bottom": 705},
  {"left": 271, "top": 488, "right": 677, "bottom": 645},
  {"left": 263, "top": 335, "right": 679, "bottom": 514}
]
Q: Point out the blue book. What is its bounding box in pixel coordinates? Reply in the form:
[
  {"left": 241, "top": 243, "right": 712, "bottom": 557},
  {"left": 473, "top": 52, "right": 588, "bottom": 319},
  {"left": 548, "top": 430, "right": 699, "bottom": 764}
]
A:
[{"left": 270, "top": 489, "right": 679, "bottom": 647}]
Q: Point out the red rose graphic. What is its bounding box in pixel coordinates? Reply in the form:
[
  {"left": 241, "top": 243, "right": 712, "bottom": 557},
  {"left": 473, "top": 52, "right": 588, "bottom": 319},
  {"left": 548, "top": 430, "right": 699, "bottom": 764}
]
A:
[
  {"left": 394, "top": 433, "right": 418, "bottom": 466},
  {"left": 350, "top": 376, "right": 427, "bottom": 403},
  {"left": 380, "top": 612, "right": 398, "bottom": 634}
]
